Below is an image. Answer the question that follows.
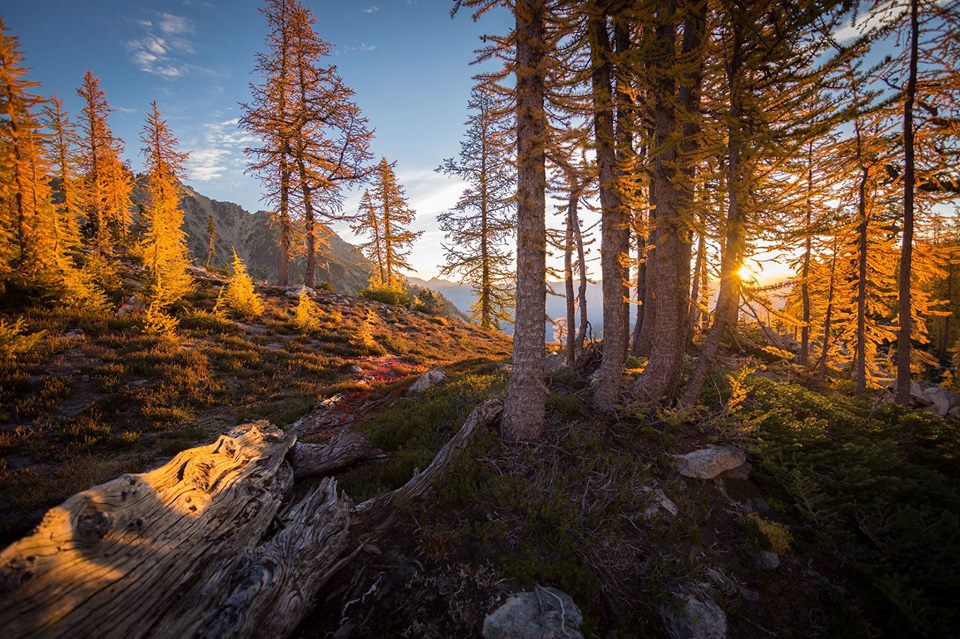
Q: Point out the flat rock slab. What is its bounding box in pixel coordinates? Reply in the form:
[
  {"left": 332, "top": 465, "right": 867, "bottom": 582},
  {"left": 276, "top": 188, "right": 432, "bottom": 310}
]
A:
[
  {"left": 483, "top": 586, "right": 583, "bottom": 639},
  {"left": 674, "top": 445, "right": 747, "bottom": 480}
]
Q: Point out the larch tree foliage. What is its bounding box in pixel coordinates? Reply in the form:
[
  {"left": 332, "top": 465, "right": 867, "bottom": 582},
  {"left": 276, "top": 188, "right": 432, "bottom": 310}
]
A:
[
  {"left": 205, "top": 213, "right": 217, "bottom": 268},
  {"left": 43, "top": 96, "right": 84, "bottom": 269},
  {"left": 683, "top": 0, "right": 842, "bottom": 405},
  {"left": 76, "top": 70, "right": 132, "bottom": 258},
  {"left": 353, "top": 158, "right": 421, "bottom": 290},
  {"left": 242, "top": 0, "right": 295, "bottom": 286},
  {"left": 139, "top": 101, "right": 193, "bottom": 308},
  {"left": 286, "top": 1, "right": 373, "bottom": 288},
  {"left": 44, "top": 94, "right": 109, "bottom": 311},
  {"left": 0, "top": 19, "right": 54, "bottom": 281},
  {"left": 436, "top": 85, "right": 516, "bottom": 330},
  {"left": 879, "top": 0, "right": 960, "bottom": 402},
  {"left": 353, "top": 190, "right": 384, "bottom": 284},
  {"left": 243, "top": 0, "right": 372, "bottom": 289}
]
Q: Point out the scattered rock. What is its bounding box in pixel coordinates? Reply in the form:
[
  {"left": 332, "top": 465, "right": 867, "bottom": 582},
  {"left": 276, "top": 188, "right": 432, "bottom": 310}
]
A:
[
  {"left": 348, "top": 364, "right": 363, "bottom": 375},
  {"left": 642, "top": 487, "right": 679, "bottom": 518},
  {"left": 911, "top": 381, "right": 960, "bottom": 417},
  {"left": 757, "top": 551, "right": 780, "bottom": 570},
  {"left": 674, "top": 446, "right": 747, "bottom": 480},
  {"left": 408, "top": 367, "right": 447, "bottom": 394},
  {"left": 482, "top": 586, "right": 584, "bottom": 639},
  {"left": 285, "top": 286, "right": 315, "bottom": 299},
  {"left": 64, "top": 329, "right": 85, "bottom": 339},
  {"left": 660, "top": 593, "right": 727, "bottom": 639}
]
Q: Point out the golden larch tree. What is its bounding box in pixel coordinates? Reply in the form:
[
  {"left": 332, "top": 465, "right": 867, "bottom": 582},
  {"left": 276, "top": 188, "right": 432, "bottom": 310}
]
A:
[
  {"left": 76, "top": 70, "right": 132, "bottom": 254},
  {"left": 139, "top": 101, "right": 193, "bottom": 308}
]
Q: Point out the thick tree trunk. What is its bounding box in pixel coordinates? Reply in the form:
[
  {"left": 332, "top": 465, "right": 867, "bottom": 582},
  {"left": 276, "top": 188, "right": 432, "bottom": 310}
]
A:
[
  {"left": 632, "top": 0, "right": 690, "bottom": 402},
  {"left": 502, "top": 0, "right": 547, "bottom": 441},
  {"left": 674, "top": 0, "right": 705, "bottom": 349},
  {"left": 590, "top": 2, "right": 629, "bottom": 412},
  {"left": 896, "top": 0, "right": 919, "bottom": 404}
]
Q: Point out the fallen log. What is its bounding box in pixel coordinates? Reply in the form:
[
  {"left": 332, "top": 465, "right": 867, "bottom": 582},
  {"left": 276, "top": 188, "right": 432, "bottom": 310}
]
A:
[
  {"left": 289, "top": 429, "right": 383, "bottom": 479},
  {"left": 0, "top": 400, "right": 503, "bottom": 639}
]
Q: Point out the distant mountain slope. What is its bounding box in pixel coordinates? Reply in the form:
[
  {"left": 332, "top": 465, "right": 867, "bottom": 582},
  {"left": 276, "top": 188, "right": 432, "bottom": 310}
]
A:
[
  {"left": 130, "top": 178, "right": 486, "bottom": 320},
  {"left": 176, "top": 184, "right": 372, "bottom": 294}
]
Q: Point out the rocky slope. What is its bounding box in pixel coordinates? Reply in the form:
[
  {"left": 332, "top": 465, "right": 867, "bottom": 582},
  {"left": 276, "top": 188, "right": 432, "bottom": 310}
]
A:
[{"left": 176, "top": 184, "right": 372, "bottom": 294}]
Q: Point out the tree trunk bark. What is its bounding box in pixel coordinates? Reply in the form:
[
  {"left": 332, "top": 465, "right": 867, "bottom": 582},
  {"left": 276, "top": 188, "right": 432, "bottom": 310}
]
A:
[
  {"left": 278, "top": 156, "right": 291, "bottom": 287},
  {"left": 799, "top": 143, "right": 813, "bottom": 366},
  {"left": 565, "top": 189, "right": 578, "bottom": 367},
  {"left": 895, "top": 0, "right": 919, "bottom": 404},
  {"left": 855, "top": 166, "right": 869, "bottom": 395},
  {"left": 590, "top": 1, "right": 629, "bottom": 413},
  {"left": 502, "top": 0, "right": 548, "bottom": 441},
  {"left": 632, "top": 0, "right": 705, "bottom": 403}
]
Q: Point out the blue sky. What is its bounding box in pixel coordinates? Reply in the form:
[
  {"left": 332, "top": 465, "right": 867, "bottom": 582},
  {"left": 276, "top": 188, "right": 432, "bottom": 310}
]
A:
[{"left": 4, "top": 0, "right": 511, "bottom": 278}]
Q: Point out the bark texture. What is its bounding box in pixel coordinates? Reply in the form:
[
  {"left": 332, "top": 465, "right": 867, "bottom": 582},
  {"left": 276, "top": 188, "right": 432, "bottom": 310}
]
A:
[
  {"left": 503, "top": 0, "right": 548, "bottom": 441},
  {"left": 0, "top": 400, "right": 503, "bottom": 639}
]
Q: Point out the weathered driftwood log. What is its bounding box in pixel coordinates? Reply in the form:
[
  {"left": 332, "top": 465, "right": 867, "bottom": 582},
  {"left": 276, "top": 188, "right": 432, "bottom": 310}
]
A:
[
  {"left": 0, "top": 421, "right": 296, "bottom": 639},
  {"left": 0, "top": 400, "right": 503, "bottom": 639},
  {"left": 289, "top": 429, "right": 382, "bottom": 479}
]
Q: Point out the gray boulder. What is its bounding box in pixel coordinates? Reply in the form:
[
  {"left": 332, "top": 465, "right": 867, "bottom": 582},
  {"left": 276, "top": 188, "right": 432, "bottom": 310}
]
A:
[
  {"left": 483, "top": 586, "right": 584, "bottom": 639},
  {"left": 674, "top": 446, "right": 747, "bottom": 480},
  {"left": 660, "top": 593, "right": 727, "bottom": 639},
  {"left": 408, "top": 367, "right": 447, "bottom": 394}
]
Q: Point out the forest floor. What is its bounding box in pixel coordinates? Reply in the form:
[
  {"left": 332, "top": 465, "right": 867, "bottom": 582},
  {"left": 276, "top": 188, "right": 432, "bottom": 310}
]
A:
[
  {"left": 2, "top": 270, "right": 959, "bottom": 638},
  {"left": 295, "top": 353, "right": 960, "bottom": 639},
  {"left": 0, "top": 268, "right": 510, "bottom": 544}
]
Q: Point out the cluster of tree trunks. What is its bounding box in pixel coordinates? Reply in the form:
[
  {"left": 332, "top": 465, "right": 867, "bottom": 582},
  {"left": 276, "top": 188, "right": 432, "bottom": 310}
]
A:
[{"left": 0, "top": 400, "right": 502, "bottom": 638}]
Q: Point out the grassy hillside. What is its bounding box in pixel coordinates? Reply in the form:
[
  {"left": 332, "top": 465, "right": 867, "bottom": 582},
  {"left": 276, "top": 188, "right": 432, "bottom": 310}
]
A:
[{"left": 0, "top": 268, "right": 510, "bottom": 544}]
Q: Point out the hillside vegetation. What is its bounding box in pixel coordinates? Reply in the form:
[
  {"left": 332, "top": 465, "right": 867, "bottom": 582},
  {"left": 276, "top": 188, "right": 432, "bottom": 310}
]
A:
[{"left": 0, "top": 266, "right": 510, "bottom": 544}]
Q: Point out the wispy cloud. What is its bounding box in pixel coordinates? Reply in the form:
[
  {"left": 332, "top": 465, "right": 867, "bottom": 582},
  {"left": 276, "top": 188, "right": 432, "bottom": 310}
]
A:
[
  {"left": 337, "top": 41, "right": 378, "bottom": 55},
  {"left": 362, "top": 5, "right": 379, "bottom": 14},
  {"left": 186, "top": 117, "right": 255, "bottom": 182},
  {"left": 127, "top": 12, "right": 204, "bottom": 78},
  {"left": 833, "top": 1, "right": 907, "bottom": 43}
]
